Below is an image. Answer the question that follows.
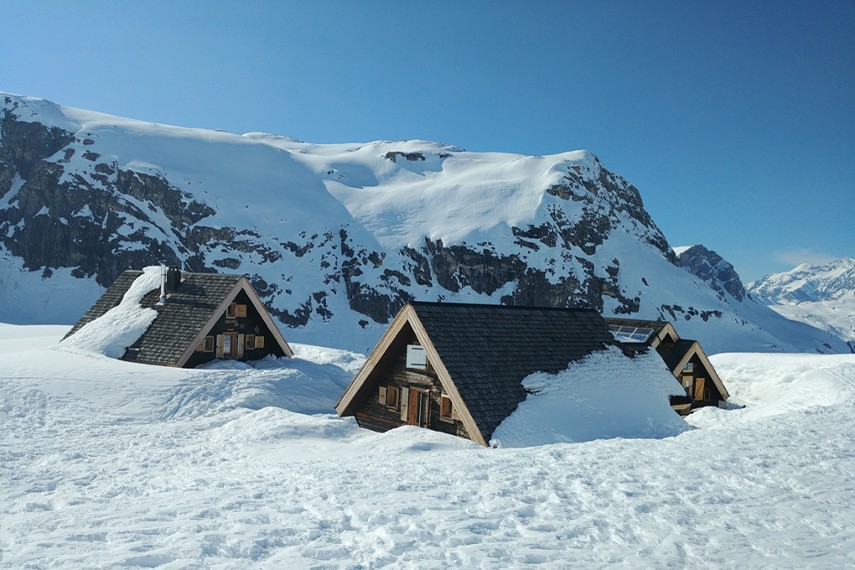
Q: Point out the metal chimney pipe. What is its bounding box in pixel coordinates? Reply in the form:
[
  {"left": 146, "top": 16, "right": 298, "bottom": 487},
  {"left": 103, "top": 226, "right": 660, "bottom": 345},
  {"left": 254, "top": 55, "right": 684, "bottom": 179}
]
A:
[{"left": 157, "top": 264, "right": 166, "bottom": 305}]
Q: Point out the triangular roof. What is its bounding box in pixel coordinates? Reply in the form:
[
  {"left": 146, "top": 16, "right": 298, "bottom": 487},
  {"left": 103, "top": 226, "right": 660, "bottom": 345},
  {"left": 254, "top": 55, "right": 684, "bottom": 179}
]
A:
[
  {"left": 64, "top": 269, "right": 292, "bottom": 367},
  {"left": 337, "top": 302, "right": 616, "bottom": 446},
  {"left": 657, "top": 339, "right": 729, "bottom": 400}
]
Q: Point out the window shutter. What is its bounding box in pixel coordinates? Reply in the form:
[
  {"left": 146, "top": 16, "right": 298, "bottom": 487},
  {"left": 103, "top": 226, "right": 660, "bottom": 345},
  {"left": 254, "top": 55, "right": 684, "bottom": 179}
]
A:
[
  {"left": 216, "top": 335, "right": 225, "bottom": 358},
  {"left": 237, "top": 304, "right": 247, "bottom": 318},
  {"left": 255, "top": 336, "right": 265, "bottom": 349},
  {"left": 378, "top": 386, "right": 387, "bottom": 404},
  {"left": 400, "top": 387, "right": 409, "bottom": 421},
  {"left": 237, "top": 334, "right": 245, "bottom": 358}
]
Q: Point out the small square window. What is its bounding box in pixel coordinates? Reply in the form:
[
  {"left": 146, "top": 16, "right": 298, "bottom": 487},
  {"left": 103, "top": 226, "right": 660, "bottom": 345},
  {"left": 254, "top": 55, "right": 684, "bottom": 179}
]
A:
[
  {"left": 683, "top": 362, "right": 694, "bottom": 372},
  {"left": 245, "top": 334, "right": 255, "bottom": 349},
  {"left": 197, "top": 336, "right": 215, "bottom": 352},
  {"left": 227, "top": 303, "right": 247, "bottom": 318},
  {"left": 385, "top": 386, "right": 400, "bottom": 409},
  {"left": 406, "top": 345, "right": 426, "bottom": 369}
]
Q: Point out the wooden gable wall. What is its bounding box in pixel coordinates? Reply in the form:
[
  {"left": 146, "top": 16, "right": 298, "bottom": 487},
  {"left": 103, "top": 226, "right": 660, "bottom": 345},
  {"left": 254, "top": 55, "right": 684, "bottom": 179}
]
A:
[
  {"left": 183, "top": 289, "right": 286, "bottom": 368},
  {"left": 351, "top": 323, "right": 472, "bottom": 441}
]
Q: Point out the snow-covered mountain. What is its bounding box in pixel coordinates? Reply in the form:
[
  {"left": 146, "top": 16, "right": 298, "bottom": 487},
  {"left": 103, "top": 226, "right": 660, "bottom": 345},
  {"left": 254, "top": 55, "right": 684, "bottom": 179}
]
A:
[
  {"left": 0, "top": 92, "right": 848, "bottom": 354},
  {"left": 748, "top": 258, "right": 855, "bottom": 304},
  {"left": 747, "top": 259, "right": 855, "bottom": 352}
]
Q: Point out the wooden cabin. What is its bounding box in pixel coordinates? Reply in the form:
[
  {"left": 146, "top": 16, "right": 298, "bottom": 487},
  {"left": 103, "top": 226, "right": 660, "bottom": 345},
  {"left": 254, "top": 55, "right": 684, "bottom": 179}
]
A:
[
  {"left": 604, "top": 317, "right": 729, "bottom": 413},
  {"left": 337, "top": 302, "right": 641, "bottom": 446},
  {"left": 63, "top": 268, "right": 292, "bottom": 367}
]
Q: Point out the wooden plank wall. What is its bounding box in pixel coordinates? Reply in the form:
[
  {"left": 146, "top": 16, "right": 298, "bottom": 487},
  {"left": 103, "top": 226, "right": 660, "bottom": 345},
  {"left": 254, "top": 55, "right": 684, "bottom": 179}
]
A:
[{"left": 354, "top": 346, "right": 471, "bottom": 441}]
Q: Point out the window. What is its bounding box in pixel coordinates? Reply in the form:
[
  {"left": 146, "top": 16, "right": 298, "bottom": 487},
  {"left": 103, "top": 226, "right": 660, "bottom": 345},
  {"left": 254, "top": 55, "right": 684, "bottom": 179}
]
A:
[
  {"left": 683, "top": 362, "right": 694, "bottom": 373},
  {"left": 227, "top": 303, "right": 247, "bottom": 318},
  {"left": 608, "top": 325, "right": 655, "bottom": 343},
  {"left": 197, "top": 336, "right": 215, "bottom": 352},
  {"left": 406, "top": 345, "right": 427, "bottom": 369},
  {"left": 246, "top": 334, "right": 255, "bottom": 350},
  {"left": 379, "top": 386, "right": 400, "bottom": 410},
  {"left": 440, "top": 395, "right": 454, "bottom": 421}
]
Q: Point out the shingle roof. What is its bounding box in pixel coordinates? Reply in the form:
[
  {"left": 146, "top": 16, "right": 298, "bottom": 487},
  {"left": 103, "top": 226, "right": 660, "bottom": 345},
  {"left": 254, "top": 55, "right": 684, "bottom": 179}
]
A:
[
  {"left": 409, "top": 302, "right": 616, "bottom": 442},
  {"left": 657, "top": 339, "right": 698, "bottom": 372},
  {"left": 64, "top": 269, "right": 288, "bottom": 366}
]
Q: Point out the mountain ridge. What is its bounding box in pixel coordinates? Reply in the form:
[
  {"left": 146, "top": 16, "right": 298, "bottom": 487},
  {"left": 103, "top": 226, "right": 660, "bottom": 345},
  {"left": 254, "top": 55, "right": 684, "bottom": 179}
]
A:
[{"left": 0, "top": 91, "right": 848, "bottom": 354}]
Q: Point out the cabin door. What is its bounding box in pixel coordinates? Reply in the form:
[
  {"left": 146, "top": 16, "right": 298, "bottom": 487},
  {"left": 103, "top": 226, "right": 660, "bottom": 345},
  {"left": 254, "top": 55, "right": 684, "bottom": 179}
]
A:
[
  {"left": 407, "top": 389, "right": 429, "bottom": 427},
  {"left": 694, "top": 377, "right": 706, "bottom": 401}
]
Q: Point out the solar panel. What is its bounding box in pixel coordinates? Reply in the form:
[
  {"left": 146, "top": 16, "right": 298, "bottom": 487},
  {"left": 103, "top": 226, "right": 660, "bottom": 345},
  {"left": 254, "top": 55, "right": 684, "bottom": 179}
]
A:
[{"left": 608, "top": 325, "right": 655, "bottom": 343}]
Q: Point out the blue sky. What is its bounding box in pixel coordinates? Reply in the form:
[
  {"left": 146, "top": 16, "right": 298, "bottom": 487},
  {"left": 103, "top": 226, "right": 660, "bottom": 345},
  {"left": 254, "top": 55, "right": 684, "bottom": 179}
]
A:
[{"left": 1, "top": 1, "right": 852, "bottom": 282}]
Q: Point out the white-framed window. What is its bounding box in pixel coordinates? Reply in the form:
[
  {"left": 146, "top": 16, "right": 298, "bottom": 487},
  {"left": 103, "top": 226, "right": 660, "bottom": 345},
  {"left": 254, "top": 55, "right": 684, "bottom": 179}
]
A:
[{"left": 406, "top": 344, "right": 427, "bottom": 369}]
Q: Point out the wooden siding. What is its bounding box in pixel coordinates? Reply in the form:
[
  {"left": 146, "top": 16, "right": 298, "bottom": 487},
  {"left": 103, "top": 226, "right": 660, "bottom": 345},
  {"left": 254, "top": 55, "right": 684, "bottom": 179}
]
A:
[
  {"left": 183, "top": 290, "right": 285, "bottom": 368},
  {"left": 353, "top": 332, "right": 471, "bottom": 441}
]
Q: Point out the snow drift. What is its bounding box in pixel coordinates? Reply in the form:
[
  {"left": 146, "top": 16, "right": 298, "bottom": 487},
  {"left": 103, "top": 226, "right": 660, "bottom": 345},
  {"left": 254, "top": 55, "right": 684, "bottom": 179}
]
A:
[{"left": 490, "top": 347, "right": 689, "bottom": 447}]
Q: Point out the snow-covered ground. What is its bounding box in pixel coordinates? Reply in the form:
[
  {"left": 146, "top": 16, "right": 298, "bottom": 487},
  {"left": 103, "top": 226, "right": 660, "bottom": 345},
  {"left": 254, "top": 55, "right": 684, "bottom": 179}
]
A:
[{"left": 2, "top": 325, "right": 854, "bottom": 568}]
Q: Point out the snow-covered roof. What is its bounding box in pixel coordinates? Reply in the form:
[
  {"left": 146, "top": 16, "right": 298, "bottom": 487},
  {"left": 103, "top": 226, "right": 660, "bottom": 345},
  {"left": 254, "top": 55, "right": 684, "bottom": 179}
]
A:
[
  {"left": 339, "top": 302, "right": 687, "bottom": 446},
  {"left": 63, "top": 268, "right": 292, "bottom": 366}
]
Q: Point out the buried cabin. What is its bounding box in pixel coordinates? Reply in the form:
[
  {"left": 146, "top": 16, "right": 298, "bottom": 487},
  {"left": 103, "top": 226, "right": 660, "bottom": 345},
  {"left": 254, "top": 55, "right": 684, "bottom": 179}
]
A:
[
  {"left": 604, "top": 317, "right": 729, "bottom": 413},
  {"left": 336, "top": 302, "right": 685, "bottom": 446},
  {"left": 63, "top": 268, "right": 292, "bottom": 367}
]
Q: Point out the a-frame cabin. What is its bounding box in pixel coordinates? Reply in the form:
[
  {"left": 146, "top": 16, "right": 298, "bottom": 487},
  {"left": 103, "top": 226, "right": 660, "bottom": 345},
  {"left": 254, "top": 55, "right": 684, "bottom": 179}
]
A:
[
  {"left": 336, "top": 302, "right": 624, "bottom": 446},
  {"left": 605, "top": 317, "right": 729, "bottom": 413},
  {"left": 64, "top": 268, "right": 292, "bottom": 367}
]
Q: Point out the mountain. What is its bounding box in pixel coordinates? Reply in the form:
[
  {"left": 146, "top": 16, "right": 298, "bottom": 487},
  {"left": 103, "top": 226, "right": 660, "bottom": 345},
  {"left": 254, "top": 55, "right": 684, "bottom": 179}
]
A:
[
  {"left": 748, "top": 258, "right": 855, "bottom": 304},
  {"left": 0, "top": 92, "right": 848, "bottom": 354},
  {"left": 747, "top": 259, "right": 855, "bottom": 352},
  {"left": 675, "top": 244, "right": 747, "bottom": 301}
]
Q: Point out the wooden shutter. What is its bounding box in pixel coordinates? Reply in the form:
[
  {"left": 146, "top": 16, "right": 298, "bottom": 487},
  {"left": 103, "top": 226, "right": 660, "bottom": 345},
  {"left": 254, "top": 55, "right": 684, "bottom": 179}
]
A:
[
  {"left": 694, "top": 377, "right": 706, "bottom": 401},
  {"left": 378, "top": 386, "right": 387, "bottom": 404},
  {"left": 400, "top": 387, "right": 409, "bottom": 421},
  {"left": 236, "top": 304, "right": 247, "bottom": 318},
  {"left": 216, "top": 335, "right": 225, "bottom": 358},
  {"left": 237, "top": 334, "right": 245, "bottom": 358},
  {"left": 255, "top": 336, "right": 265, "bottom": 349}
]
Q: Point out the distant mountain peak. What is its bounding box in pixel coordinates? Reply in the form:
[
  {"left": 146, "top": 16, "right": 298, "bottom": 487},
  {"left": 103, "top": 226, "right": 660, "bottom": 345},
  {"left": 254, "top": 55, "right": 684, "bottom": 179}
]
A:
[
  {"left": 748, "top": 258, "right": 855, "bottom": 304},
  {"left": 676, "top": 244, "right": 747, "bottom": 301}
]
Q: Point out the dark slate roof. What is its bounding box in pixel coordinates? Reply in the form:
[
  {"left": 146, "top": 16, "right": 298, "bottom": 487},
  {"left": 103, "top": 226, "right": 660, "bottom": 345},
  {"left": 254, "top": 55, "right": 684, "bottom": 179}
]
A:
[
  {"left": 410, "top": 302, "right": 616, "bottom": 442},
  {"left": 657, "top": 339, "right": 698, "bottom": 372},
  {"left": 65, "top": 269, "right": 244, "bottom": 366}
]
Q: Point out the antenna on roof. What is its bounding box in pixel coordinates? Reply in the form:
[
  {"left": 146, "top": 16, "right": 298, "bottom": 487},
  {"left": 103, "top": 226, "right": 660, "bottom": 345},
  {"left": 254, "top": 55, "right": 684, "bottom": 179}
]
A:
[{"left": 157, "top": 263, "right": 166, "bottom": 305}]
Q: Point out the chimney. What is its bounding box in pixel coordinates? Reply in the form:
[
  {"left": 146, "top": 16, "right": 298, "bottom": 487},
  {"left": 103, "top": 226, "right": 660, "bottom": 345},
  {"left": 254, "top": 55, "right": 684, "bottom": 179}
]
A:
[
  {"left": 157, "top": 264, "right": 166, "bottom": 305},
  {"left": 166, "top": 267, "right": 182, "bottom": 294}
]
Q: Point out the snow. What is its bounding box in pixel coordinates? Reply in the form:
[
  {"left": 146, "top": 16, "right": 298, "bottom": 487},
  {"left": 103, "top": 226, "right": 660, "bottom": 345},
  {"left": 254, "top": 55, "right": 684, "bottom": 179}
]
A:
[
  {"left": 60, "top": 266, "right": 162, "bottom": 357},
  {"left": 491, "top": 347, "right": 688, "bottom": 447},
  {"left": 2, "top": 324, "right": 855, "bottom": 567}
]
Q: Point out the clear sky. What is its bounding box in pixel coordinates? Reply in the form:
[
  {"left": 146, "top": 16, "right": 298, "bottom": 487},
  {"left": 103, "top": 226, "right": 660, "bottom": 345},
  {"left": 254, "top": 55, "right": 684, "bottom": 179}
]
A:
[{"left": 1, "top": 0, "right": 852, "bottom": 282}]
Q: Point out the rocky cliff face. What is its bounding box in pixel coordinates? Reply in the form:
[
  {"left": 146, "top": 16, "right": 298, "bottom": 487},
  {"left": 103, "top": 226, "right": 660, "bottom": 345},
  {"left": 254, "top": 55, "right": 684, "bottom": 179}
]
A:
[
  {"left": 676, "top": 245, "right": 748, "bottom": 301},
  {"left": 1, "top": 92, "right": 849, "bottom": 354}
]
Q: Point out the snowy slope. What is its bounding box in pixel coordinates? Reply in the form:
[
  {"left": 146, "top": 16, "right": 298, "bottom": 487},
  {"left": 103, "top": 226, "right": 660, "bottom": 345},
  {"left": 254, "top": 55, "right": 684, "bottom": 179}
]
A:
[
  {"left": 748, "top": 258, "right": 855, "bottom": 304},
  {"left": 0, "top": 92, "right": 847, "bottom": 354},
  {"left": 747, "top": 259, "right": 855, "bottom": 350},
  {"left": 2, "top": 325, "right": 854, "bottom": 568}
]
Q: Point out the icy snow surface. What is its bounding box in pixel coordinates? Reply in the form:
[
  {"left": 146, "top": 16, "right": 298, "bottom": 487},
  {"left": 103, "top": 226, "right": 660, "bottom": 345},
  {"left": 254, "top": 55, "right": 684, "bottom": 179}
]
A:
[
  {"left": 491, "top": 347, "right": 688, "bottom": 447},
  {"left": 2, "top": 330, "right": 855, "bottom": 568}
]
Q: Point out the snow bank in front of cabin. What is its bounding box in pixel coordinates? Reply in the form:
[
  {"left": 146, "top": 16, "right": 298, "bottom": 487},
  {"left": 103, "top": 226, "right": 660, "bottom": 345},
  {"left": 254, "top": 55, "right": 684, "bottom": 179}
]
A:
[
  {"left": 60, "top": 266, "right": 162, "bottom": 357},
  {"left": 491, "top": 347, "right": 689, "bottom": 447}
]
